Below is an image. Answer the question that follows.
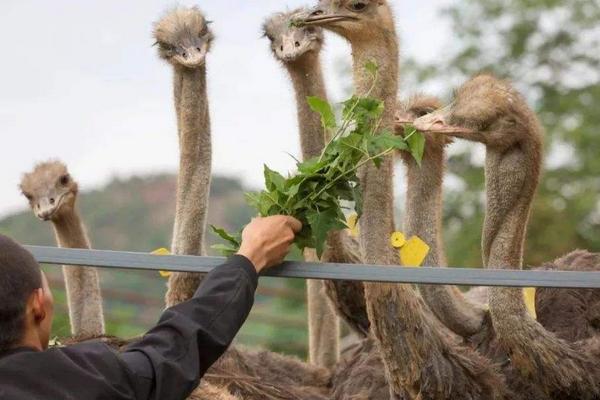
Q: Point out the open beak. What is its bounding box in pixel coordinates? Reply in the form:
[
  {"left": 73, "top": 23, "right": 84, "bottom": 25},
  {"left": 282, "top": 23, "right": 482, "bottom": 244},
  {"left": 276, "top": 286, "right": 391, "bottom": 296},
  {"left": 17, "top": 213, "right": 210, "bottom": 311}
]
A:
[{"left": 413, "top": 112, "right": 474, "bottom": 135}]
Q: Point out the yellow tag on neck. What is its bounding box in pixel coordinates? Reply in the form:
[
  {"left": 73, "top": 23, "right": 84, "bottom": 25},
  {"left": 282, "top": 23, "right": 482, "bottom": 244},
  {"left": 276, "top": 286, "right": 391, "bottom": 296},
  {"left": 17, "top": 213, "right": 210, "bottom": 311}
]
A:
[
  {"left": 347, "top": 213, "right": 359, "bottom": 237},
  {"left": 152, "top": 248, "right": 172, "bottom": 277},
  {"left": 400, "top": 236, "right": 430, "bottom": 267},
  {"left": 390, "top": 232, "right": 407, "bottom": 248},
  {"left": 523, "top": 287, "right": 537, "bottom": 319}
]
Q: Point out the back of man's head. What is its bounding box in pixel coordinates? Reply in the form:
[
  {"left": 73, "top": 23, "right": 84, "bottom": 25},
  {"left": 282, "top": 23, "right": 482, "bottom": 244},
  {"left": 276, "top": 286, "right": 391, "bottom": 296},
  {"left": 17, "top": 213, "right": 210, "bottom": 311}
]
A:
[{"left": 0, "top": 235, "right": 42, "bottom": 352}]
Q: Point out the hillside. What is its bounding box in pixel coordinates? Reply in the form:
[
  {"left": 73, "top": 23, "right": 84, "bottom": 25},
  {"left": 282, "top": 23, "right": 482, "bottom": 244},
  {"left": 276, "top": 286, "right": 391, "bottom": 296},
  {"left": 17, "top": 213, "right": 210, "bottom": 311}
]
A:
[{"left": 0, "top": 174, "right": 309, "bottom": 356}]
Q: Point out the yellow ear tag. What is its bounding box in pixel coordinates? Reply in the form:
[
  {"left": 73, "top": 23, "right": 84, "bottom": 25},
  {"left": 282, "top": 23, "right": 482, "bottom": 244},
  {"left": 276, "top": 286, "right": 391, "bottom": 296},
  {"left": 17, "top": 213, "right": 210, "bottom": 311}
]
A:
[
  {"left": 523, "top": 287, "right": 537, "bottom": 319},
  {"left": 152, "top": 248, "right": 172, "bottom": 277},
  {"left": 390, "top": 232, "right": 406, "bottom": 248},
  {"left": 347, "top": 213, "right": 359, "bottom": 237},
  {"left": 399, "top": 236, "right": 430, "bottom": 268}
]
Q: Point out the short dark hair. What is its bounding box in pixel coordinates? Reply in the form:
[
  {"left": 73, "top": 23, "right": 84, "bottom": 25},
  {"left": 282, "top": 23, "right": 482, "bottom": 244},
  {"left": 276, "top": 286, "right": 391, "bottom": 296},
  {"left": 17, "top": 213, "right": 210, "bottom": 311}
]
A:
[{"left": 0, "top": 234, "right": 42, "bottom": 352}]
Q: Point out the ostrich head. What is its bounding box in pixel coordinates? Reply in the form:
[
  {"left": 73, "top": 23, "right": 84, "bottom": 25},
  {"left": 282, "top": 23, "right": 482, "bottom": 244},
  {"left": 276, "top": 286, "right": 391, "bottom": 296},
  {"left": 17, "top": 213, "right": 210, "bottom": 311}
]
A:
[
  {"left": 299, "top": 0, "right": 394, "bottom": 39},
  {"left": 263, "top": 9, "right": 324, "bottom": 63},
  {"left": 19, "top": 161, "right": 78, "bottom": 221},
  {"left": 395, "top": 95, "right": 451, "bottom": 146},
  {"left": 153, "top": 7, "right": 214, "bottom": 68},
  {"left": 413, "top": 74, "right": 533, "bottom": 147}
]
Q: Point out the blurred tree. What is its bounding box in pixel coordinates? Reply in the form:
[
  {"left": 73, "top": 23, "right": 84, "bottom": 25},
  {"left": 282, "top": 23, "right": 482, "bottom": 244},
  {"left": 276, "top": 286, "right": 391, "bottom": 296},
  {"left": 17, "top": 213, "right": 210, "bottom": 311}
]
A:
[{"left": 404, "top": 0, "right": 600, "bottom": 267}]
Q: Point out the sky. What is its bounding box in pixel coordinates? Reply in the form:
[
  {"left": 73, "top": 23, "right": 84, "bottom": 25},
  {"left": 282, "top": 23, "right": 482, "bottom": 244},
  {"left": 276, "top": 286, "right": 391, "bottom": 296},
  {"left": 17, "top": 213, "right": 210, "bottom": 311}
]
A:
[{"left": 0, "top": 0, "right": 452, "bottom": 218}]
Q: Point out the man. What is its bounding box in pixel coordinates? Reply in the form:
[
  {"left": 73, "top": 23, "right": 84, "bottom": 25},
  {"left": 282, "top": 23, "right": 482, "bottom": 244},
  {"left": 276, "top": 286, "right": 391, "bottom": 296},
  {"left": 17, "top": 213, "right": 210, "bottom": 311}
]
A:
[{"left": 0, "top": 215, "right": 301, "bottom": 400}]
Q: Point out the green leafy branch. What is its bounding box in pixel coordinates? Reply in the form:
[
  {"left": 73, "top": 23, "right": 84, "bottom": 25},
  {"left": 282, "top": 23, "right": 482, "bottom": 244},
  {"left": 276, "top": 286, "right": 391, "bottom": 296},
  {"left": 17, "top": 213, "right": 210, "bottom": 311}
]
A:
[{"left": 212, "top": 64, "right": 425, "bottom": 258}]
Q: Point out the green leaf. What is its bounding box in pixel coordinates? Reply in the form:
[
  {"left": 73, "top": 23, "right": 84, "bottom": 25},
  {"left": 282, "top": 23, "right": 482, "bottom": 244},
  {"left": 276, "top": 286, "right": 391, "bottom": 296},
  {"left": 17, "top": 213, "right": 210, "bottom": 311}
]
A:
[
  {"left": 307, "top": 96, "right": 337, "bottom": 130},
  {"left": 298, "top": 157, "right": 328, "bottom": 174},
  {"left": 406, "top": 129, "right": 426, "bottom": 166},
  {"left": 368, "top": 131, "right": 409, "bottom": 154},
  {"left": 307, "top": 209, "right": 347, "bottom": 257},
  {"left": 210, "top": 225, "right": 240, "bottom": 247},
  {"left": 264, "top": 165, "right": 286, "bottom": 192},
  {"left": 365, "top": 60, "right": 378, "bottom": 76}
]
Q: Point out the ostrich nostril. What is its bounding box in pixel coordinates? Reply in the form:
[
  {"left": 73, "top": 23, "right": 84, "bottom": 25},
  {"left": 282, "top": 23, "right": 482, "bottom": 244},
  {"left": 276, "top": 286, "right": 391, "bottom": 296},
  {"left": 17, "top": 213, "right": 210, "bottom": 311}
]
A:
[
  {"left": 196, "top": 47, "right": 201, "bottom": 51},
  {"left": 295, "top": 41, "right": 300, "bottom": 47},
  {"left": 280, "top": 45, "right": 283, "bottom": 51},
  {"left": 36, "top": 204, "right": 40, "bottom": 210},
  {"left": 310, "top": 10, "right": 324, "bottom": 16},
  {"left": 49, "top": 198, "right": 55, "bottom": 205}
]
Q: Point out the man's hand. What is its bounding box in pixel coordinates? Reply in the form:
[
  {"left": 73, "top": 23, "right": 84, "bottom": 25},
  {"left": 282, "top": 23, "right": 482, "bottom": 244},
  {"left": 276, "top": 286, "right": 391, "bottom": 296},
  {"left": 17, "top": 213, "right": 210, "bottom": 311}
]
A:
[{"left": 237, "top": 216, "right": 302, "bottom": 273}]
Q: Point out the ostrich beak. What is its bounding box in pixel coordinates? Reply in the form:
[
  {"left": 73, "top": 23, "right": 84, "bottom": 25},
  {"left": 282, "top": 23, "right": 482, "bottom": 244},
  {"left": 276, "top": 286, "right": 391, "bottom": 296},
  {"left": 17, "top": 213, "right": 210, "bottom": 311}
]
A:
[
  {"left": 413, "top": 112, "right": 474, "bottom": 136},
  {"left": 174, "top": 43, "right": 208, "bottom": 68},
  {"left": 35, "top": 197, "right": 59, "bottom": 221},
  {"left": 300, "top": 7, "right": 358, "bottom": 26}
]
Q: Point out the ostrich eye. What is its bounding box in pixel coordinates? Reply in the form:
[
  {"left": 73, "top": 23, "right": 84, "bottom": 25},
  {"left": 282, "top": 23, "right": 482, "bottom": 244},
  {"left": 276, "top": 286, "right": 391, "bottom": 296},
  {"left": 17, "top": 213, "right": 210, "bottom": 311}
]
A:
[
  {"left": 159, "top": 42, "right": 174, "bottom": 52},
  {"left": 349, "top": 1, "right": 368, "bottom": 11},
  {"left": 416, "top": 108, "right": 436, "bottom": 117},
  {"left": 59, "top": 174, "right": 70, "bottom": 186}
]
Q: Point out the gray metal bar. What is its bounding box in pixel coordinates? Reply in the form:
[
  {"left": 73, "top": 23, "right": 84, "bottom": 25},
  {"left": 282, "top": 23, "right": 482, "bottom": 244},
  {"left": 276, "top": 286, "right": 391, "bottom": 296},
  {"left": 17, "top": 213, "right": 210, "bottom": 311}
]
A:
[{"left": 24, "top": 245, "right": 600, "bottom": 289}]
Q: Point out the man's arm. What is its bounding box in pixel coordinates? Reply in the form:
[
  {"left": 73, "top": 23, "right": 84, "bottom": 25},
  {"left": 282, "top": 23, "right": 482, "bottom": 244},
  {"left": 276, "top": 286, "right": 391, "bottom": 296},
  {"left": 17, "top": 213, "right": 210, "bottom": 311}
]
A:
[
  {"left": 118, "top": 215, "right": 302, "bottom": 400},
  {"left": 120, "top": 254, "right": 257, "bottom": 400}
]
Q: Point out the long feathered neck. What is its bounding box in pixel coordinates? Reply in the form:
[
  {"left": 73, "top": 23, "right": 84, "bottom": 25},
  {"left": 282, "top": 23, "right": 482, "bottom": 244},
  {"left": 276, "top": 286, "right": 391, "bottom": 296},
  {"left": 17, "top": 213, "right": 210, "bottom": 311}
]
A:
[
  {"left": 351, "top": 30, "right": 398, "bottom": 265},
  {"left": 166, "top": 65, "right": 212, "bottom": 307},
  {"left": 351, "top": 24, "right": 430, "bottom": 395},
  {"left": 286, "top": 53, "right": 327, "bottom": 158},
  {"left": 51, "top": 202, "right": 105, "bottom": 337},
  {"left": 52, "top": 206, "right": 91, "bottom": 249},
  {"left": 171, "top": 65, "right": 211, "bottom": 256},
  {"left": 403, "top": 148, "right": 487, "bottom": 337},
  {"left": 286, "top": 52, "right": 339, "bottom": 368},
  {"left": 485, "top": 136, "right": 599, "bottom": 394}
]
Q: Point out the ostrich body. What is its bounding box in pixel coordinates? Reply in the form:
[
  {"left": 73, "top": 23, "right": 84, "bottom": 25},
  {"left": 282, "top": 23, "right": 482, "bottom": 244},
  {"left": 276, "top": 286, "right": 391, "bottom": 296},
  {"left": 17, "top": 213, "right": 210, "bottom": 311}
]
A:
[
  {"left": 303, "top": 3, "right": 508, "bottom": 399},
  {"left": 20, "top": 161, "right": 105, "bottom": 338},
  {"left": 263, "top": 10, "right": 340, "bottom": 368},
  {"left": 414, "top": 74, "right": 600, "bottom": 398},
  {"left": 154, "top": 7, "right": 213, "bottom": 307},
  {"left": 396, "top": 96, "right": 488, "bottom": 338}
]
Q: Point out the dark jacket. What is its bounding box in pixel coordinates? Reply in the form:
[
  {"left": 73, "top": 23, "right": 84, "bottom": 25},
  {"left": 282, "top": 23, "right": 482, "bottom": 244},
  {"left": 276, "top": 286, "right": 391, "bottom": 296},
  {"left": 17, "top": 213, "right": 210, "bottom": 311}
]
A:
[{"left": 0, "top": 255, "right": 258, "bottom": 400}]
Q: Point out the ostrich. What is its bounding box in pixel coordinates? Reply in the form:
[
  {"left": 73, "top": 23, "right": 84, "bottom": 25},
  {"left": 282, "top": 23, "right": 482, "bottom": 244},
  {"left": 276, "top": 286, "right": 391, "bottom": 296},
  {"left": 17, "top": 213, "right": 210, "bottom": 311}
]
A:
[
  {"left": 154, "top": 8, "right": 333, "bottom": 399},
  {"left": 414, "top": 74, "right": 600, "bottom": 398},
  {"left": 301, "top": 2, "right": 509, "bottom": 399},
  {"left": 154, "top": 6, "right": 214, "bottom": 307},
  {"left": 19, "top": 161, "right": 105, "bottom": 338},
  {"left": 263, "top": 9, "right": 340, "bottom": 368}
]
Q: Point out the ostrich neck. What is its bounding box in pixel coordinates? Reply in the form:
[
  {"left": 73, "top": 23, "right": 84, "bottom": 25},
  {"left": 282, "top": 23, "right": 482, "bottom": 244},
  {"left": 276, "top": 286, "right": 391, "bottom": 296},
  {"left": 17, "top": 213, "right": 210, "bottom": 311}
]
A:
[
  {"left": 404, "top": 151, "right": 487, "bottom": 336},
  {"left": 350, "top": 35, "right": 398, "bottom": 266},
  {"left": 288, "top": 53, "right": 339, "bottom": 368},
  {"left": 486, "top": 148, "right": 537, "bottom": 319},
  {"left": 483, "top": 146, "right": 576, "bottom": 382},
  {"left": 352, "top": 30, "right": 436, "bottom": 396},
  {"left": 171, "top": 65, "right": 211, "bottom": 256},
  {"left": 51, "top": 204, "right": 105, "bottom": 337},
  {"left": 286, "top": 53, "right": 327, "bottom": 158},
  {"left": 52, "top": 207, "right": 91, "bottom": 249}
]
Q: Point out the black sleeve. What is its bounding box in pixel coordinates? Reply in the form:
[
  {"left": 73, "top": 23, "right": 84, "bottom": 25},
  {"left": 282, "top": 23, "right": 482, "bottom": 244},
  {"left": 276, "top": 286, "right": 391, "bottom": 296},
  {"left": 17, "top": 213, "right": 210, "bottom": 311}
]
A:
[{"left": 119, "top": 254, "right": 258, "bottom": 400}]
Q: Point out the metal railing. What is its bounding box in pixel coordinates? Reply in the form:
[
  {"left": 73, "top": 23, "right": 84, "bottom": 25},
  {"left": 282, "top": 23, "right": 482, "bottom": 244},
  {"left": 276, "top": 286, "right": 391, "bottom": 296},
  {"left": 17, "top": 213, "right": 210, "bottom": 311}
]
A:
[{"left": 26, "top": 245, "right": 600, "bottom": 289}]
